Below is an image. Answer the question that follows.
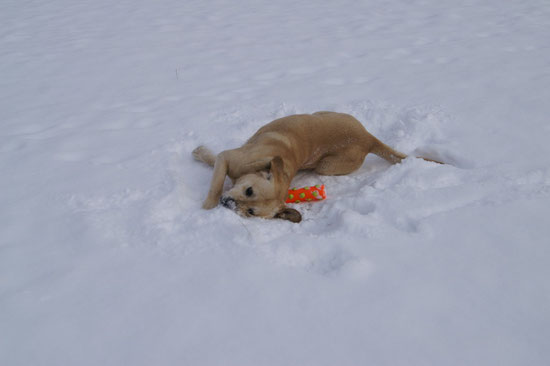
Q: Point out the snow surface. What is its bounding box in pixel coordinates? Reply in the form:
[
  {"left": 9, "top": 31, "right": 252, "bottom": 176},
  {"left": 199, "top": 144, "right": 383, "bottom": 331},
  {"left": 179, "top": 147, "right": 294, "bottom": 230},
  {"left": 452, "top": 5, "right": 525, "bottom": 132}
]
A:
[{"left": 2, "top": 0, "right": 550, "bottom": 365}]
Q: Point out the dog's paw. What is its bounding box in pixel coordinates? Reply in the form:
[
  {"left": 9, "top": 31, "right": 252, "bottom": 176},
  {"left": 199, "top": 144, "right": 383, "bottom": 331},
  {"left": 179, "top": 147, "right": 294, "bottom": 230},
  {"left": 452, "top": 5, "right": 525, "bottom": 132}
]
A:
[
  {"left": 202, "top": 198, "right": 218, "bottom": 210},
  {"left": 193, "top": 145, "right": 216, "bottom": 166},
  {"left": 192, "top": 145, "right": 207, "bottom": 161}
]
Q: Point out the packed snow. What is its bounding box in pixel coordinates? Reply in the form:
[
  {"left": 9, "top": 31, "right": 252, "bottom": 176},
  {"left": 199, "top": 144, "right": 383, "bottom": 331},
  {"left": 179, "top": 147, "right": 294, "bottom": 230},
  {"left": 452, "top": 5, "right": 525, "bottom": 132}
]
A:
[{"left": 2, "top": 0, "right": 550, "bottom": 365}]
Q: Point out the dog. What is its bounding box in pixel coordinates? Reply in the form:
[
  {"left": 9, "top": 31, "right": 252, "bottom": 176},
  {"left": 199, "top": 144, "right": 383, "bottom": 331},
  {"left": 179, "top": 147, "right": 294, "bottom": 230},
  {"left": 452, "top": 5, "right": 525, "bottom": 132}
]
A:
[{"left": 193, "top": 111, "right": 441, "bottom": 223}]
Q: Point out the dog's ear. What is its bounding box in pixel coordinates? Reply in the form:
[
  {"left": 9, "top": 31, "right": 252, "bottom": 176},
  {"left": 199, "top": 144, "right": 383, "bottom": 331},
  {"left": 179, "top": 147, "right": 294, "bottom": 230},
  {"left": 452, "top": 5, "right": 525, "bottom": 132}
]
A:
[
  {"left": 268, "top": 156, "right": 284, "bottom": 174},
  {"left": 275, "top": 207, "right": 302, "bottom": 223},
  {"left": 268, "top": 156, "right": 286, "bottom": 185}
]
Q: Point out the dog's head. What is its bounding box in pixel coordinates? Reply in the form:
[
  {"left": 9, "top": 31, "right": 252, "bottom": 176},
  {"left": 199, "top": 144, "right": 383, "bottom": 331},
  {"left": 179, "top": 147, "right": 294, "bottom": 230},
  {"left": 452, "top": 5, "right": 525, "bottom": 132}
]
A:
[{"left": 220, "top": 156, "right": 302, "bottom": 223}]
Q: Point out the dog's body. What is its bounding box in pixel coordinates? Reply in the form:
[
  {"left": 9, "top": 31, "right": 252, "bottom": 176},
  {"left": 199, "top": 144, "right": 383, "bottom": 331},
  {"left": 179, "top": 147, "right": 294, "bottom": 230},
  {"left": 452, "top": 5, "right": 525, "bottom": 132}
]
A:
[{"left": 193, "top": 111, "right": 435, "bottom": 222}]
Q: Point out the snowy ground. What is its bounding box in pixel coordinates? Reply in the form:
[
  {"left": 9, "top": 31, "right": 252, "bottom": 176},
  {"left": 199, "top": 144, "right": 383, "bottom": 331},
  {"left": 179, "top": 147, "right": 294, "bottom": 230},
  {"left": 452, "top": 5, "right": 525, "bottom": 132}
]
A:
[{"left": 2, "top": 0, "right": 550, "bottom": 365}]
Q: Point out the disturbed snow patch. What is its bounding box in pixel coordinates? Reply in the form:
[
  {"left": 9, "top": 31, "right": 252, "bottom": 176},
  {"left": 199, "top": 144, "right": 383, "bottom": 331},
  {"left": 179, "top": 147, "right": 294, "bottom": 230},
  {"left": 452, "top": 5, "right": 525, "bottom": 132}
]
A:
[
  {"left": 65, "top": 101, "right": 462, "bottom": 275},
  {"left": 65, "top": 101, "right": 549, "bottom": 277}
]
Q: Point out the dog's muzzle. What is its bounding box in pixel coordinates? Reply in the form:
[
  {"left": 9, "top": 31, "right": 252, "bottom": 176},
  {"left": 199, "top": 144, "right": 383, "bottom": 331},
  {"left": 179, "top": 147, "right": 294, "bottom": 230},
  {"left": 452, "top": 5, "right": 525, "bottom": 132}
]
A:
[{"left": 220, "top": 196, "right": 236, "bottom": 210}]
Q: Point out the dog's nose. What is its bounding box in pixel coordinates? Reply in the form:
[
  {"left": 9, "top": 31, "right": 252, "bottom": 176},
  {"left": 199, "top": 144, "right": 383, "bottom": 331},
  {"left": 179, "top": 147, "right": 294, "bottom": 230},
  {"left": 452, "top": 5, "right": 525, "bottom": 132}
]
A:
[{"left": 220, "top": 196, "right": 236, "bottom": 209}]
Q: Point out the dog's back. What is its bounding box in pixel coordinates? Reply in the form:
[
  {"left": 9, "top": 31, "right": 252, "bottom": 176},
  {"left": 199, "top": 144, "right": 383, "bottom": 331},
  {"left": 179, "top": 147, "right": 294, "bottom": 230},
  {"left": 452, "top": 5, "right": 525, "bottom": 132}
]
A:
[{"left": 247, "top": 112, "right": 386, "bottom": 169}]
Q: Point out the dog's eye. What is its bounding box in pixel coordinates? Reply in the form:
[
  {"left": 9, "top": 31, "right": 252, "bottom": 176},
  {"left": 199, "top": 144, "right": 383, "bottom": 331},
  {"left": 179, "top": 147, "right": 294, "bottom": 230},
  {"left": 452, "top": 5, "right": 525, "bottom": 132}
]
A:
[
  {"left": 245, "top": 187, "right": 253, "bottom": 197},
  {"left": 247, "top": 208, "right": 255, "bottom": 216}
]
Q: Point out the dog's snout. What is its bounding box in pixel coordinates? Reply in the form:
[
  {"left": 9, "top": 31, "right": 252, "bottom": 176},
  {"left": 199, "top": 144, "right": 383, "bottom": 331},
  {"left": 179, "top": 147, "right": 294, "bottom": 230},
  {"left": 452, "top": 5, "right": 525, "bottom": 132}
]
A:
[{"left": 220, "top": 196, "right": 236, "bottom": 209}]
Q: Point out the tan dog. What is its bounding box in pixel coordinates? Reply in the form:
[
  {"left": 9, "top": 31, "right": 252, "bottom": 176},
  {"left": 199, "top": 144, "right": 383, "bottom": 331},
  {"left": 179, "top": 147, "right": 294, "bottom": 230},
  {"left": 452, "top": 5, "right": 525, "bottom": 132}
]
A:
[{"left": 193, "top": 111, "right": 440, "bottom": 222}]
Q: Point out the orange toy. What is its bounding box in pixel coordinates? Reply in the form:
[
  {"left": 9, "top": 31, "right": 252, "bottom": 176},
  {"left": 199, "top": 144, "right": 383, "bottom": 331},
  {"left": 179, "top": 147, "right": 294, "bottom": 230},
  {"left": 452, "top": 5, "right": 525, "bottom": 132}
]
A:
[{"left": 286, "top": 185, "right": 326, "bottom": 204}]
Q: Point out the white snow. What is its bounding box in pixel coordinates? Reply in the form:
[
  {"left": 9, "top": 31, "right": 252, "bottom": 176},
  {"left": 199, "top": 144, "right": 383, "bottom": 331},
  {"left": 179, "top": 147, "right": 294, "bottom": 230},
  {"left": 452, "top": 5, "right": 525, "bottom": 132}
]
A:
[{"left": 2, "top": 0, "right": 550, "bottom": 365}]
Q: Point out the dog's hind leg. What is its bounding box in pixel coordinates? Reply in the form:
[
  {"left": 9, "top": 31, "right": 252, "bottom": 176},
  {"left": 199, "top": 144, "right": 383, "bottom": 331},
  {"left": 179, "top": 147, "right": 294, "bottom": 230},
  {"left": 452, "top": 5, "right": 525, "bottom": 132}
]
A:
[
  {"left": 315, "top": 148, "right": 366, "bottom": 176},
  {"left": 192, "top": 146, "right": 216, "bottom": 167}
]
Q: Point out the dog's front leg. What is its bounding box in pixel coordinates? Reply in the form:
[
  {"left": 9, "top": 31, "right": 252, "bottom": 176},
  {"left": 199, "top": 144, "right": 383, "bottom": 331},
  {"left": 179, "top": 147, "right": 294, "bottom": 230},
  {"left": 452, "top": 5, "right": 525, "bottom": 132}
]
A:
[{"left": 202, "top": 152, "right": 230, "bottom": 209}]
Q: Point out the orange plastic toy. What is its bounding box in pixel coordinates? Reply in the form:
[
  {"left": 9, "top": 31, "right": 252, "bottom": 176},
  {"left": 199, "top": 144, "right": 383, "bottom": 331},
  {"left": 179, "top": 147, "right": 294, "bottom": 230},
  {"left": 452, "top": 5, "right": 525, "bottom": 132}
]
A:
[{"left": 286, "top": 185, "right": 326, "bottom": 204}]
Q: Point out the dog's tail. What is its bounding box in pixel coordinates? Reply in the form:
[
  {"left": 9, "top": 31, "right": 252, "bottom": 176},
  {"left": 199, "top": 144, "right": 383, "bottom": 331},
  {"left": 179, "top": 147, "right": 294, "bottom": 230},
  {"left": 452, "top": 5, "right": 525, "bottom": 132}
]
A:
[{"left": 371, "top": 140, "right": 443, "bottom": 164}]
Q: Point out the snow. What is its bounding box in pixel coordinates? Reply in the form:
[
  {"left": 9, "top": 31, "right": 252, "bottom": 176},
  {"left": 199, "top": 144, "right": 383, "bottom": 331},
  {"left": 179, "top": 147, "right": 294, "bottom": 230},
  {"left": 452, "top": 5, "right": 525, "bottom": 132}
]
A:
[{"left": 2, "top": 0, "right": 550, "bottom": 365}]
